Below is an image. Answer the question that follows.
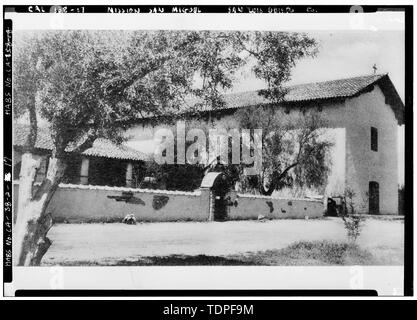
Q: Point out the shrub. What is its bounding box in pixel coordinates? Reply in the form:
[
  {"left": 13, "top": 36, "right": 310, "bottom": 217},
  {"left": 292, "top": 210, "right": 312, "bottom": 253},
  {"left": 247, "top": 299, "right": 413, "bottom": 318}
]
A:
[
  {"left": 283, "top": 240, "right": 371, "bottom": 265},
  {"left": 341, "top": 188, "right": 366, "bottom": 242},
  {"left": 122, "top": 214, "right": 137, "bottom": 225},
  {"left": 342, "top": 214, "right": 365, "bottom": 242}
]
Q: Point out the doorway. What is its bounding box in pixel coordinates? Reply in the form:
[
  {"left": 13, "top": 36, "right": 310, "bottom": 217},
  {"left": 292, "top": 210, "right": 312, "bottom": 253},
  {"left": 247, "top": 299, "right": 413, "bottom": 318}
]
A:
[
  {"left": 200, "top": 172, "right": 232, "bottom": 221},
  {"left": 212, "top": 175, "right": 229, "bottom": 221},
  {"left": 369, "top": 181, "right": 380, "bottom": 214}
]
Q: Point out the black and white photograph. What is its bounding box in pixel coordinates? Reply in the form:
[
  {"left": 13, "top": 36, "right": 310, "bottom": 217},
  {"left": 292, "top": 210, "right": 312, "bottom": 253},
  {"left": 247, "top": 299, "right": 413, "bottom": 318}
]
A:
[{"left": 1, "top": 2, "right": 413, "bottom": 299}]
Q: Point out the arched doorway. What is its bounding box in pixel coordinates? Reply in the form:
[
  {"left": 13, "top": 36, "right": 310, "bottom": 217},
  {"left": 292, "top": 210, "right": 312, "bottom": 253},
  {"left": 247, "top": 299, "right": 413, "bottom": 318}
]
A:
[
  {"left": 369, "top": 181, "right": 380, "bottom": 214},
  {"left": 201, "top": 172, "right": 231, "bottom": 221}
]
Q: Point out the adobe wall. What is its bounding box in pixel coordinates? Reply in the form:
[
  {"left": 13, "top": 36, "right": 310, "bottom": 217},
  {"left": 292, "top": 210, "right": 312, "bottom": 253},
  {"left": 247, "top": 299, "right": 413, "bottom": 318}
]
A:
[
  {"left": 12, "top": 182, "right": 323, "bottom": 222},
  {"left": 126, "top": 87, "right": 400, "bottom": 215},
  {"left": 228, "top": 192, "right": 324, "bottom": 220},
  {"left": 125, "top": 102, "right": 348, "bottom": 199},
  {"left": 13, "top": 182, "right": 210, "bottom": 223},
  {"left": 344, "top": 85, "right": 399, "bottom": 214}
]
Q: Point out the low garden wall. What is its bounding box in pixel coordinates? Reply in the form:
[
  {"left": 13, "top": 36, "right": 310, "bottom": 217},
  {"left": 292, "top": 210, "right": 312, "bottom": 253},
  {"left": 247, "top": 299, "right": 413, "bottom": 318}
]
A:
[
  {"left": 227, "top": 192, "right": 324, "bottom": 220},
  {"left": 13, "top": 182, "right": 324, "bottom": 222},
  {"left": 13, "top": 182, "right": 210, "bottom": 223}
]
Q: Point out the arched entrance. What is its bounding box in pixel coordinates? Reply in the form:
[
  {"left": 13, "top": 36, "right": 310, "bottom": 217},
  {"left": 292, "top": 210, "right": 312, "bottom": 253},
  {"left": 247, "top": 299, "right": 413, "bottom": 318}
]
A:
[
  {"left": 369, "top": 181, "right": 380, "bottom": 214},
  {"left": 201, "top": 172, "right": 231, "bottom": 221}
]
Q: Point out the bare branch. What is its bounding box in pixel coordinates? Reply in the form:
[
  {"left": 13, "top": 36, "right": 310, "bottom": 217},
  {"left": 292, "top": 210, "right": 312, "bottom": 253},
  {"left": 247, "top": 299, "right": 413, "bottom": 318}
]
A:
[{"left": 69, "top": 131, "right": 98, "bottom": 155}]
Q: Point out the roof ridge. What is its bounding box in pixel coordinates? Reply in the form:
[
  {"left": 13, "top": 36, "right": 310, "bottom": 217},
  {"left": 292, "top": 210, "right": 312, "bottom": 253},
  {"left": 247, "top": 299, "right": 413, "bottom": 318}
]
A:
[
  {"left": 287, "top": 73, "right": 386, "bottom": 88},
  {"left": 224, "top": 73, "right": 387, "bottom": 96}
]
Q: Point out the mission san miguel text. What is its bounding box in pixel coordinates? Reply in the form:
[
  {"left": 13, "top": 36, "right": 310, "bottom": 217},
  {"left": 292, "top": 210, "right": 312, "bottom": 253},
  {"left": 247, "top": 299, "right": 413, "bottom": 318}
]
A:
[{"left": 13, "top": 74, "right": 404, "bottom": 222}]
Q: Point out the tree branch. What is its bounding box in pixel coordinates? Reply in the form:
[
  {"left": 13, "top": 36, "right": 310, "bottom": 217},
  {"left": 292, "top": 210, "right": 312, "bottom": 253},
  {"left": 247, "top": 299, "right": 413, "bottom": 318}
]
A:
[
  {"left": 70, "top": 131, "right": 98, "bottom": 155},
  {"left": 276, "top": 161, "right": 299, "bottom": 182},
  {"left": 235, "top": 35, "right": 263, "bottom": 62}
]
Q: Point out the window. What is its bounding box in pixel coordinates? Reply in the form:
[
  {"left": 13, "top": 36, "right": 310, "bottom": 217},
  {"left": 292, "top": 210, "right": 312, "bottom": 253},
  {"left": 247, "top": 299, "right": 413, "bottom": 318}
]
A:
[{"left": 371, "top": 127, "right": 378, "bottom": 151}]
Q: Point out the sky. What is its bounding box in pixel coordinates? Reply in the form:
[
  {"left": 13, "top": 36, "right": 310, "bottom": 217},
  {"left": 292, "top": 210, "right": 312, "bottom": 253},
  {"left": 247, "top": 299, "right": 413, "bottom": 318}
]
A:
[{"left": 231, "top": 30, "right": 405, "bottom": 102}]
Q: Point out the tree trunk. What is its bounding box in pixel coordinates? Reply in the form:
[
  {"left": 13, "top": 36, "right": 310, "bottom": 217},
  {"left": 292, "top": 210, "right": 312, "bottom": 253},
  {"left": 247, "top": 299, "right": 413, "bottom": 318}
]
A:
[
  {"left": 258, "top": 171, "right": 275, "bottom": 196},
  {"left": 259, "top": 163, "right": 299, "bottom": 196},
  {"left": 259, "top": 181, "right": 275, "bottom": 196},
  {"left": 14, "top": 153, "right": 66, "bottom": 266}
]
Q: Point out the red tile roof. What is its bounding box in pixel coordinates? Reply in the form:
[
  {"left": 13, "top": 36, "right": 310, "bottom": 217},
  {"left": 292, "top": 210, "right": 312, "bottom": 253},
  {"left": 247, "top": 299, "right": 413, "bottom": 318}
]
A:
[
  {"left": 181, "top": 73, "right": 404, "bottom": 123},
  {"left": 13, "top": 124, "right": 150, "bottom": 161},
  {"left": 224, "top": 74, "right": 386, "bottom": 108}
]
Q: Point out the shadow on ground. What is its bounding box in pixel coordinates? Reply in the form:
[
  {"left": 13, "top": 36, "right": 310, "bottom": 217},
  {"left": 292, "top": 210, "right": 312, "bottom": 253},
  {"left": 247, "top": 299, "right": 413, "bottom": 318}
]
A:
[
  {"left": 118, "top": 255, "right": 255, "bottom": 266},
  {"left": 44, "top": 240, "right": 391, "bottom": 266}
]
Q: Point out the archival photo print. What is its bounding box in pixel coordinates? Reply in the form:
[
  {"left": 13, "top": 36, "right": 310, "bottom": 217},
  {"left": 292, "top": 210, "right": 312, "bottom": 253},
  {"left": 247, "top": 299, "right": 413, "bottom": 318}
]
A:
[{"left": 4, "top": 5, "right": 408, "bottom": 297}]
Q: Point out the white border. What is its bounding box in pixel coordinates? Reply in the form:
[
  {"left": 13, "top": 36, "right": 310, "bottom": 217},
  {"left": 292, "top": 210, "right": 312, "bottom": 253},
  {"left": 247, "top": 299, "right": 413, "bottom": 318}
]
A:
[
  {"left": 5, "top": 266, "right": 404, "bottom": 296},
  {"left": 4, "top": 12, "right": 405, "bottom": 31},
  {"left": 1, "top": 0, "right": 413, "bottom": 300}
]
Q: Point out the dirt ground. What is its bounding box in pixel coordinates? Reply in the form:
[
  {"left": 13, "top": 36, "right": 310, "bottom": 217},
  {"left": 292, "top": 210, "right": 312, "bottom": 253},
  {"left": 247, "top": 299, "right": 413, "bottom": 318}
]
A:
[{"left": 41, "top": 217, "right": 404, "bottom": 265}]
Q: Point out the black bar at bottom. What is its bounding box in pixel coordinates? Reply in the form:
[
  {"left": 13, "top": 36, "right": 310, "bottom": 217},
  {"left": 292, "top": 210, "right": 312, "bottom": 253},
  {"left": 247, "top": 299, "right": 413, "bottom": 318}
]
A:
[{"left": 15, "top": 289, "right": 377, "bottom": 297}]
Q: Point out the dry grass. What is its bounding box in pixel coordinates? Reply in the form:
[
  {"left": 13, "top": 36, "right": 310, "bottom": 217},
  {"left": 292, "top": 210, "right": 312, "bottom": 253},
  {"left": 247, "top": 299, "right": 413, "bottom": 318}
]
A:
[
  {"left": 41, "top": 219, "right": 403, "bottom": 266},
  {"left": 49, "top": 240, "right": 378, "bottom": 266}
]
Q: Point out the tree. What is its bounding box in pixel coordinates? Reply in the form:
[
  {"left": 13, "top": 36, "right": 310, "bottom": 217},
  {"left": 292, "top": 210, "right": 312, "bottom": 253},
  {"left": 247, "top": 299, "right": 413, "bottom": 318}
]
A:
[
  {"left": 230, "top": 31, "right": 318, "bottom": 103},
  {"left": 181, "top": 32, "right": 320, "bottom": 191},
  {"left": 227, "top": 32, "right": 326, "bottom": 195},
  {"left": 13, "top": 30, "right": 318, "bottom": 265},
  {"left": 341, "top": 188, "right": 366, "bottom": 243},
  {"left": 13, "top": 30, "right": 238, "bottom": 265},
  {"left": 235, "top": 106, "right": 333, "bottom": 195}
]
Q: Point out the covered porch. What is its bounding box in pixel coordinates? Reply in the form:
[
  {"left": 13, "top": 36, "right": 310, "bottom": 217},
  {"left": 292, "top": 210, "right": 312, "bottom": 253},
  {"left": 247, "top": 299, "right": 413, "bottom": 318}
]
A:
[{"left": 13, "top": 124, "right": 150, "bottom": 188}]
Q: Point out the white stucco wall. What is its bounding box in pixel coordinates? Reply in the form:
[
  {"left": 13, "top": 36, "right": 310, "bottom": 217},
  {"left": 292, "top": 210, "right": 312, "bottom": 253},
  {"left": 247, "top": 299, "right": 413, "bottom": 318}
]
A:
[
  {"left": 228, "top": 193, "right": 324, "bottom": 220},
  {"left": 321, "top": 127, "right": 346, "bottom": 197},
  {"left": 13, "top": 182, "right": 211, "bottom": 222},
  {"left": 126, "top": 104, "right": 348, "bottom": 199},
  {"left": 12, "top": 182, "right": 322, "bottom": 221},
  {"left": 344, "top": 85, "right": 399, "bottom": 214},
  {"left": 125, "top": 86, "right": 400, "bottom": 214}
]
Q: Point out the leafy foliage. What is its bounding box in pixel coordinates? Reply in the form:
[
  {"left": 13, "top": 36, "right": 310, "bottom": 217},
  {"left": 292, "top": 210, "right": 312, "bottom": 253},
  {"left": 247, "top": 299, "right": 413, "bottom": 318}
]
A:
[
  {"left": 236, "top": 107, "right": 333, "bottom": 195},
  {"left": 341, "top": 188, "right": 366, "bottom": 242},
  {"left": 135, "top": 161, "right": 205, "bottom": 191},
  {"left": 13, "top": 30, "right": 318, "bottom": 158},
  {"left": 230, "top": 31, "right": 318, "bottom": 103}
]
